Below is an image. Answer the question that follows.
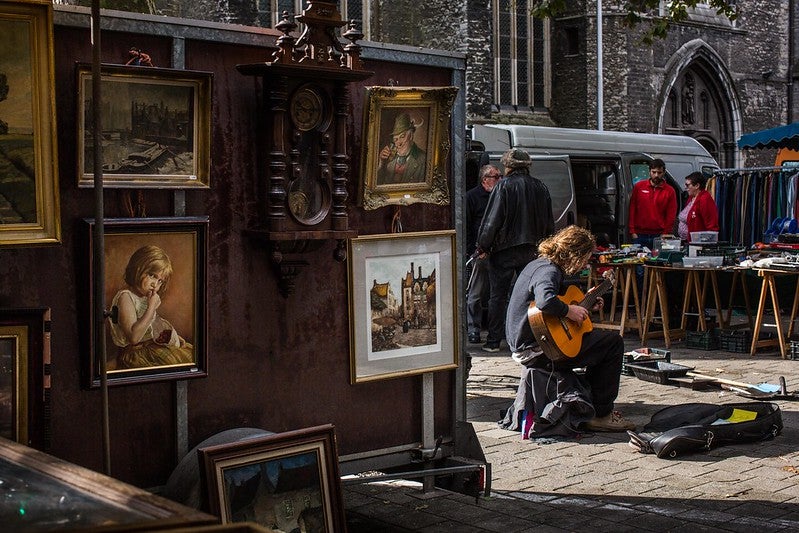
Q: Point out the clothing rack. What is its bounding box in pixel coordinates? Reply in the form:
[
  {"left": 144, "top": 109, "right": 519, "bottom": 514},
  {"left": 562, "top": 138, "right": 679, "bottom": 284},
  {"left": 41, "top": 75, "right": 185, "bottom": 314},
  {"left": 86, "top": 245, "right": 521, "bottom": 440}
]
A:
[
  {"left": 715, "top": 165, "right": 787, "bottom": 173},
  {"left": 708, "top": 167, "right": 799, "bottom": 246}
]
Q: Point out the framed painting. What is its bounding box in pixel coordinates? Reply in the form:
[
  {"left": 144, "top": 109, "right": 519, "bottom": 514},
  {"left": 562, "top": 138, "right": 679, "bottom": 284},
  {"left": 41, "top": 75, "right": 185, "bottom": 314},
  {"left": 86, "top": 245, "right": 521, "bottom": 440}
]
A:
[
  {"left": 76, "top": 63, "right": 212, "bottom": 189},
  {"left": 0, "top": 0, "right": 61, "bottom": 246},
  {"left": 358, "top": 86, "right": 458, "bottom": 210},
  {"left": 84, "top": 217, "right": 208, "bottom": 387},
  {"left": 198, "top": 424, "right": 346, "bottom": 533},
  {"left": 0, "top": 307, "right": 50, "bottom": 450},
  {"left": 347, "top": 230, "right": 458, "bottom": 383},
  {"left": 0, "top": 437, "right": 216, "bottom": 530}
]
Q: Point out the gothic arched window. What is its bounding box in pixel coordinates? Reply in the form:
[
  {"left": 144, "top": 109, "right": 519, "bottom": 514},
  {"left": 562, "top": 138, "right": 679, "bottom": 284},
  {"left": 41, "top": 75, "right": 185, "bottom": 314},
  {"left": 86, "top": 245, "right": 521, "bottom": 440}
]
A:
[{"left": 493, "top": 0, "right": 550, "bottom": 111}]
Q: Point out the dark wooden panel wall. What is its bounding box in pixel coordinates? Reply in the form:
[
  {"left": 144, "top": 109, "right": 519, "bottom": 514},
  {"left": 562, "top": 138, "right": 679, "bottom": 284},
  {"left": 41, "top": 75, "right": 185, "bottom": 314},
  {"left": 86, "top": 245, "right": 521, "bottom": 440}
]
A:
[{"left": 0, "top": 17, "right": 460, "bottom": 487}]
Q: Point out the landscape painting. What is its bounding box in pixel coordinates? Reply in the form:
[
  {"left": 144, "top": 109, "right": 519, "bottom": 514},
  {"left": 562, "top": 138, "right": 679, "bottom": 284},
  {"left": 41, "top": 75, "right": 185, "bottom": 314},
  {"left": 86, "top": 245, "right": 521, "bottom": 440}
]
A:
[
  {"left": 77, "top": 64, "right": 211, "bottom": 188},
  {"left": 0, "top": 1, "right": 60, "bottom": 245},
  {"left": 199, "top": 425, "right": 347, "bottom": 532},
  {"left": 348, "top": 231, "right": 458, "bottom": 383},
  {"left": 366, "top": 251, "right": 440, "bottom": 358}
]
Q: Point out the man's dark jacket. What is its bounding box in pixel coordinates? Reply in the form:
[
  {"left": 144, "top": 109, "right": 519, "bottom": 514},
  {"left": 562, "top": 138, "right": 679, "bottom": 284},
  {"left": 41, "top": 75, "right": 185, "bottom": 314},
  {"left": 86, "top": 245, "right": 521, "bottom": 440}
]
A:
[
  {"left": 476, "top": 169, "right": 554, "bottom": 254},
  {"left": 465, "top": 184, "right": 491, "bottom": 255}
]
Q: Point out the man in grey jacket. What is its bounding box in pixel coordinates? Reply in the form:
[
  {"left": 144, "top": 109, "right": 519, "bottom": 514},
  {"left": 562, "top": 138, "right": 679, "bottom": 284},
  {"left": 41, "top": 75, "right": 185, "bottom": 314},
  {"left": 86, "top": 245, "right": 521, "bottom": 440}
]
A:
[{"left": 476, "top": 149, "right": 554, "bottom": 352}]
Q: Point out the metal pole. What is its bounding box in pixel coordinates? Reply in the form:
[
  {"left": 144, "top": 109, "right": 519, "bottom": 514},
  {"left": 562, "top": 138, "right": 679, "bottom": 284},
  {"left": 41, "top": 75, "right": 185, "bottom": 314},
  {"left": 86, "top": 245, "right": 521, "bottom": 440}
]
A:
[
  {"left": 422, "top": 372, "right": 435, "bottom": 492},
  {"left": 171, "top": 38, "right": 189, "bottom": 463},
  {"left": 597, "top": 0, "right": 604, "bottom": 131},
  {"left": 91, "top": 0, "right": 111, "bottom": 475}
]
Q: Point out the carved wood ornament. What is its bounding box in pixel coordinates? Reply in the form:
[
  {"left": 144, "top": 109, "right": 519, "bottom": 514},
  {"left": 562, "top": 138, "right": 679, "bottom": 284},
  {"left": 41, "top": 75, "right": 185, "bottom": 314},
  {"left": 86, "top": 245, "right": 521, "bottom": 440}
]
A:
[{"left": 237, "top": 1, "right": 372, "bottom": 297}]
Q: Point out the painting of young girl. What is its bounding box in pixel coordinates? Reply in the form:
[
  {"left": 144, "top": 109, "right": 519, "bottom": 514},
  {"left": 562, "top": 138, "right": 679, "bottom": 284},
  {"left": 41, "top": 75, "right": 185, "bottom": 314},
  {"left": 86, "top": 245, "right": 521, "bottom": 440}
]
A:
[
  {"left": 87, "top": 217, "right": 207, "bottom": 386},
  {"left": 108, "top": 245, "right": 194, "bottom": 370}
]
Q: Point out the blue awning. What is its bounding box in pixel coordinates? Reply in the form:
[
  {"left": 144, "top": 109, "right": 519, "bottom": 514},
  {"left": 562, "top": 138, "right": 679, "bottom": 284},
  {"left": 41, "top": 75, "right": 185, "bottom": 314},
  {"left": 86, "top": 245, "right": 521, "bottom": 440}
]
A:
[{"left": 738, "top": 122, "right": 799, "bottom": 149}]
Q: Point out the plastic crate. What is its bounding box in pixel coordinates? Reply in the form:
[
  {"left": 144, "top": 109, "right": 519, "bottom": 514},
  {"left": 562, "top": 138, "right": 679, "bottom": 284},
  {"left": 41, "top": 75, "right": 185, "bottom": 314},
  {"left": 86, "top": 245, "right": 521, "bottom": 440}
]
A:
[
  {"left": 717, "top": 330, "right": 774, "bottom": 353},
  {"left": 622, "top": 348, "right": 671, "bottom": 376},
  {"left": 682, "top": 256, "right": 723, "bottom": 267},
  {"left": 696, "top": 245, "right": 746, "bottom": 266},
  {"left": 626, "top": 361, "right": 694, "bottom": 385},
  {"left": 685, "top": 329, "right": 719, "bottom": 350},
  {"left": 690, "top": 231, "right": 718, "bottom": 243},
  {"left": 718, "top": 329, "right": 751, "bottom": 353},
  {"left": 790, "top": 340, "right": 799, "bottom": 360}
]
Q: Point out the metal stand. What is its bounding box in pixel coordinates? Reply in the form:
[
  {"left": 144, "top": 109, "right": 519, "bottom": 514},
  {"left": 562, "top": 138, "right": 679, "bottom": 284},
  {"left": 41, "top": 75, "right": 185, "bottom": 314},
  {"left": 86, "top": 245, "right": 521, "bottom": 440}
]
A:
[{"left": 421, "top": 372, "right": 435, "bottom": 493}]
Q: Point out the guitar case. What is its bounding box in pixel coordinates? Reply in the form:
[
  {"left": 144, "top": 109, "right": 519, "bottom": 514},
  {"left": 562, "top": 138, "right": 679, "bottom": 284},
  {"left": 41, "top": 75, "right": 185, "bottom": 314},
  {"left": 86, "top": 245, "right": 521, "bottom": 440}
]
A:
[{"left": 627, "top": 402, "right": 782, "bottom": 459}]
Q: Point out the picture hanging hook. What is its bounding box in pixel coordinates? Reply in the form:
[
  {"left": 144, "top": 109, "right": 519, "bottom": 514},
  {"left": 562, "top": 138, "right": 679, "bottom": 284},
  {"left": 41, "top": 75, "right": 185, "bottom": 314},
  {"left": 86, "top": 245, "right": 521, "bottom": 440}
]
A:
[{"left": 391, "top": 205, "right": 403, "bottom": 233}]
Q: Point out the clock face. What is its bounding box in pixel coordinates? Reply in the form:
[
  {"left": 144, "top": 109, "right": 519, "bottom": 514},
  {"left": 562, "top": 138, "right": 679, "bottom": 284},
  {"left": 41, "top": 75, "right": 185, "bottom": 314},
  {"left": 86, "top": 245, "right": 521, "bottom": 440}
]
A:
[{"left": 290, "top": 86, "right": 326, "bottom": 132}]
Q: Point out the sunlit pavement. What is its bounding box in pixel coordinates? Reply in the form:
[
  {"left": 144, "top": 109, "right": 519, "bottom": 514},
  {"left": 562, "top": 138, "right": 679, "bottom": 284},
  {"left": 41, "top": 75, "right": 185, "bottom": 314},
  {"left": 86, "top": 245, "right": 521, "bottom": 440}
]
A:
[{"left": 345, "top": 334, "right": 799, "bottom": 532}]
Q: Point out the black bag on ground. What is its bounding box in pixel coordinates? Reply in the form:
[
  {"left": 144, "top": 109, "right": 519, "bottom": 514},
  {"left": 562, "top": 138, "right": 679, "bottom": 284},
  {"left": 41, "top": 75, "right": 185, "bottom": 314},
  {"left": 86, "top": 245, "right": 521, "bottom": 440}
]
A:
[{"left": 627, "top": 402, "right": 782, "bottom": 459}]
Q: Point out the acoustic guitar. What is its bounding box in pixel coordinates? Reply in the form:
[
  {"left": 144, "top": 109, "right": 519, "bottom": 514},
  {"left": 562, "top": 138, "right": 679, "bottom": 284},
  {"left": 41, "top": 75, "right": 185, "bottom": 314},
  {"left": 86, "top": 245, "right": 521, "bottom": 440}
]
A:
[{"left": 526, "top": 271, "right": 615, "bottom": 362}]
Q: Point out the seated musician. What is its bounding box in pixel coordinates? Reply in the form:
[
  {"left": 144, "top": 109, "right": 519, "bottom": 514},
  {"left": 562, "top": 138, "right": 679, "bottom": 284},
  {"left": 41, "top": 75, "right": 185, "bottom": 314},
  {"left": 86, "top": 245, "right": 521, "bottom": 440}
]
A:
[{"left": 505, "top": 225, "right": 635, "bottom": 433}]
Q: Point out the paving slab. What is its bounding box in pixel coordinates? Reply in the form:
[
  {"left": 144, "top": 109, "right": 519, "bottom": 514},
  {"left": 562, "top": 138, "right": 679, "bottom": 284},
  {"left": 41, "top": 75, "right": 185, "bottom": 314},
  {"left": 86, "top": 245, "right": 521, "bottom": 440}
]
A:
[{"left": 346, "top": 334, "right": 799, "bottom": 531}]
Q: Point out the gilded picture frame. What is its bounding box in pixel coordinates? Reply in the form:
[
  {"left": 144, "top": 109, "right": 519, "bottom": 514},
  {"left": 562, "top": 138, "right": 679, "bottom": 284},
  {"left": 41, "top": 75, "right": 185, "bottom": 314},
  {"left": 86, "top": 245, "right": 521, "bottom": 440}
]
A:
[
  {"left": 0, "top": 307, "right": 51, "bottom": 450},
  {"left": 76, "top": 63, "right": 212, "bottom": 189},
  {"left": 84, "top": 217, "right": 208, "bottom": 387},
  {"left": 198, "top": 424, "right": 346, "bottom": 533},
  {"left": 359, "top": 86, "right": 458, "bottom": 210},
  {"left": 348, "top": 230, "right": 458, "bottom": 383},
  {"left": 0, "top": 0, "right": 61, "bottom": 246}
]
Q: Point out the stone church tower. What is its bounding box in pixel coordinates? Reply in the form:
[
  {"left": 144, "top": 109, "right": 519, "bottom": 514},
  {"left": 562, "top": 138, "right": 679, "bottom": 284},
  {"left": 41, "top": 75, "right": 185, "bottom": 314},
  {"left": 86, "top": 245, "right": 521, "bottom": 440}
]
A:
[
  {"left": 546, "top": 1, "right": 794, "bottom": 168},
  {"left": 57, "top": 0, "right": 799, "bottom": 166},
  {"left": 366, "top": 0, "right": 798, "bottom": 168}
]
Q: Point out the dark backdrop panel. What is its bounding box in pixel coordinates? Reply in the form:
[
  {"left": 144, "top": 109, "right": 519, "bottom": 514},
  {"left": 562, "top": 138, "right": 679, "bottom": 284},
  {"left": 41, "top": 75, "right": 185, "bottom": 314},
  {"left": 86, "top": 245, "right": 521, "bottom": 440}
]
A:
[{"left": 0, "top": 25, "right": 458, "bottom": 487}]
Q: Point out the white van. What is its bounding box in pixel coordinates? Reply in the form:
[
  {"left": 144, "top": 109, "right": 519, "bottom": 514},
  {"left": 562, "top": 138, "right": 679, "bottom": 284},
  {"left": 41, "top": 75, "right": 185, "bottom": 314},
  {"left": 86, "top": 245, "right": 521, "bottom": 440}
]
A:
[{"left": 466, "top": 124, "right": 719, "bottom": 245}]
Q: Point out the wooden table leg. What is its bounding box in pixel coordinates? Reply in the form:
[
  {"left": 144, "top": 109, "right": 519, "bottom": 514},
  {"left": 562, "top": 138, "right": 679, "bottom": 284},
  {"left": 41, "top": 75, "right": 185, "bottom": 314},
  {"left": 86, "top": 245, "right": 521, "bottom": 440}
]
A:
[
  {"left": 728, "top": 270, "right": 754, "bottom": 329},
  {"left": 608, "top": 267, "right": 619, "bottom": 323},
  {"left": 642, "top": 268, "right": 657, "bottom": 344},
  {"left": 618, "top": 266, "right": 642, "bottom": 339},
  {"left": 708, "top": 270, "right": 724, "bottom": 329},
  {"left": 786, "top": 274, "right": 799, "bottom": 340},
  {"left": 726, "top": 270, "right": 738, "bottom": 327},
  {"left": 750, "top": 273, "right": 769, "bottom": 356},
  {"left": 693, "top": 270, "right": 707, "bottom": 331},
  {"left": 656, "top": 271, "right": 672, "bottom": 347},
  {"left": 749, "top": 271, "right": 786, "bottom": 357},
  {"left": 741, "top": 274, "right": 753, "bottom": 329},
  {"left": 630, "top": 266, "right": 643, "bottom": 340},
  {"left": 767, "top": 274, "right": 787, "bottom": 359},
  {"left": 680, "top": 270, "right": 705, "bottom": 331},
  {"left": 680, "top": 271, "right": 692, "bottom": 331}
]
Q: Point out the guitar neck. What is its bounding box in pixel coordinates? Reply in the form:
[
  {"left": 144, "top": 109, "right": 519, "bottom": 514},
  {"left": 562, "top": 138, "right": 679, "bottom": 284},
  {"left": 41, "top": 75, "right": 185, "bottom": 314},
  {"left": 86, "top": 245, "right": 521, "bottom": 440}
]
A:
[{"left": 581, "top": 278, "right": 612, "bottom": 309}]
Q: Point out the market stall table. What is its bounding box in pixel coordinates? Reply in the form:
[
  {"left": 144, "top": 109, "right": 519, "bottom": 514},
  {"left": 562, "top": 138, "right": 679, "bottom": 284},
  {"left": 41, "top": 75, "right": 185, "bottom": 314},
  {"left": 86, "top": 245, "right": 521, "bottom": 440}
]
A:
[
  {"left": 749, "top": 267, "right": 799, "bottom": 358},
  {"left": 587, "top": 261, "right": 643, "bottom": 339},
  {"left": 642, "top": 263, "right": 742, "bottom": 347}
]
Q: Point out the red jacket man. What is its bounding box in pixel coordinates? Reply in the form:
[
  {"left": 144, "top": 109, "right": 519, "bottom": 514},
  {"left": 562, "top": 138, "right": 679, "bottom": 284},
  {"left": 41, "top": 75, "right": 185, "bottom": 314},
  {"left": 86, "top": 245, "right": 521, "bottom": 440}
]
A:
[{"left": 629, "top": 159, "right": 677, "bottom": 246}]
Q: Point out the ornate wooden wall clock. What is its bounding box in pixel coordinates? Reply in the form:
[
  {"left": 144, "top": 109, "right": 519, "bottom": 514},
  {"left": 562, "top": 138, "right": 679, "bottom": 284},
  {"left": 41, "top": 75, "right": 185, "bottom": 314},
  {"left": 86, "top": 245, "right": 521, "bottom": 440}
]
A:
[{"left": 237, "top": 1, "right": 372, "bottom": 296}]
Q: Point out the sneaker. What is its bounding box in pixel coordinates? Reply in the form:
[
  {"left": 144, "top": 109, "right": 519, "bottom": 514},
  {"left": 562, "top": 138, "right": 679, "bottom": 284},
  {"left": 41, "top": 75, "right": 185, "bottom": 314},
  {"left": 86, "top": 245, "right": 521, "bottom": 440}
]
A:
[
  {"left": 482, "top": 341, "right": 500, "bottom": 352},
  {"left": 468, "top": 333, "right": 481, "bottom": 344},
  {"left": 584, "top": 411, "right": 636, "bottom": 432}
]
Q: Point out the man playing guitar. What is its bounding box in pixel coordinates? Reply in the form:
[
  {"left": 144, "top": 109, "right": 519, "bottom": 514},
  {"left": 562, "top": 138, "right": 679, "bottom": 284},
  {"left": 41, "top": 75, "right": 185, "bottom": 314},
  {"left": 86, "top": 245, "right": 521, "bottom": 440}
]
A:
[{"left": 506, "top": 225, "right": 635, "bottom": 432}]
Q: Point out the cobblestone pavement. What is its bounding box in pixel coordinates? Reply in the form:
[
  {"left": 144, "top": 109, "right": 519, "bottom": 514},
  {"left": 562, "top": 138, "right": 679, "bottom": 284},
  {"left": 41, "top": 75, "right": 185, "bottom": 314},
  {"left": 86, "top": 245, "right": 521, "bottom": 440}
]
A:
[{"left": 345, "top": 334, "right": 799, "bottom": 532}]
